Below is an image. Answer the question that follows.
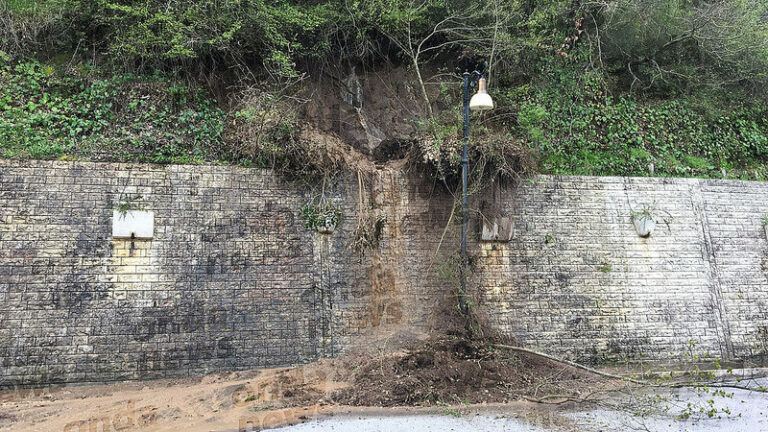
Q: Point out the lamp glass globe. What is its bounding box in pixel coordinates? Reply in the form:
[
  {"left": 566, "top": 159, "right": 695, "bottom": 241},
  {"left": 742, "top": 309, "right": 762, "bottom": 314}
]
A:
[{"left": 469, "top": 92, "right": 494, "bottom": 111}]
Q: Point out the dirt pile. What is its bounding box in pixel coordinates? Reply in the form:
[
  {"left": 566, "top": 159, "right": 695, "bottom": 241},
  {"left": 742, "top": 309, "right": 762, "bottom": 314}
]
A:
[{"left": 332, "top": 336, "right": 605, "bottom": 407}]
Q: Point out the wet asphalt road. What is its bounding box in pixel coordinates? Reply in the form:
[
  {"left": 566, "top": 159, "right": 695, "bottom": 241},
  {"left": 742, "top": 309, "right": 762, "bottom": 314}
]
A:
[{"left": 272, "top": 378, "right": 768, "bottom": 432}]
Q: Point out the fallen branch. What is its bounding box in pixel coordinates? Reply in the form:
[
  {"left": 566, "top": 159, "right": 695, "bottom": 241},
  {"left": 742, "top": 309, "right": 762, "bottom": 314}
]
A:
[
  {"left": 494, "top": 344, "right": 768, "bottom": 393},
  {"left": 668, "top": 381, "right": 767, "bottom": 392},
  {"left": 494, "top": 344, "right": 649, "bottom": 385},
  {"left": 522, "top": 391, "right": 597, "bottom": 404},
  {"left": 522, "top": 394, "right": 575, "bottom": 404}
]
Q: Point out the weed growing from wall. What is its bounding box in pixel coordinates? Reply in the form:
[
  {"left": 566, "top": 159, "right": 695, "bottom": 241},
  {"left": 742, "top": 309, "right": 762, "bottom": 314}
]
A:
[
  {"left": 299, "top": 202, "right": 342, "bottom": 233},
  {"left": 113, "top": 194, "right": 144, "bottom": 218}
]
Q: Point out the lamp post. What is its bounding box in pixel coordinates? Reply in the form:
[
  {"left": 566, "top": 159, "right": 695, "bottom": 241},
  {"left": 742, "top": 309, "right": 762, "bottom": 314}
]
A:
[{"left": 459, "top": 67, "right": 494, "bottom": 315}]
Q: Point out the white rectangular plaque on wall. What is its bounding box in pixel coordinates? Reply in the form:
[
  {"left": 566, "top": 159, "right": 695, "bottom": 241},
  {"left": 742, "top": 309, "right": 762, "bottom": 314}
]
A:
[
  {"left": 112, "top": 210, "right": 154, "bottom": 239},
  {"left": 481, "top": 216, "right": 513, "bottom": 242}
]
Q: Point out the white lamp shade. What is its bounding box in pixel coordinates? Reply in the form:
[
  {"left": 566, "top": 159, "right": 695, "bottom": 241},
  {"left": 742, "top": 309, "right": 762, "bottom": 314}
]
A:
[{"left": 469, "top": 92, "right": 494, "bottom": 111}]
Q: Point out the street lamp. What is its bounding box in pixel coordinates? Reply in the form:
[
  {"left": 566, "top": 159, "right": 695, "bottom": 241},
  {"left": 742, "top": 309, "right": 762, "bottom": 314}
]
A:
[{"left": 459, "top": 67, "right": 494, "bottom": 315}]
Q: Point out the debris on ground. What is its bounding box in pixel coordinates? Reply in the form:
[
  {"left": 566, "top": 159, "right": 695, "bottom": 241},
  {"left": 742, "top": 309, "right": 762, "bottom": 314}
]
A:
[
  {"left": 0, "top": 334, "right": 618, "bottom": 431},
  {"left": 332, "top": 336, "right": 609, "bottom": 407}
]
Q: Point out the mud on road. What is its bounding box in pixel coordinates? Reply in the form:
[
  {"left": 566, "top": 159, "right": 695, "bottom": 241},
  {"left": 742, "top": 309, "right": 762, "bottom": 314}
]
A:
[{"left": 0, "top": 336, "right": 615, "bottom": 431}]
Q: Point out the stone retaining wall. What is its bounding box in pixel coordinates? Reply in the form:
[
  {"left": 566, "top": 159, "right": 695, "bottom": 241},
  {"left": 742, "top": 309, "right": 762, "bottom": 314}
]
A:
[
  {"left": 479, "top": 176, "right": 768, "bottom": 364},
  {"left": 2, "top": 160, "right": 767, "bottom": 386}
]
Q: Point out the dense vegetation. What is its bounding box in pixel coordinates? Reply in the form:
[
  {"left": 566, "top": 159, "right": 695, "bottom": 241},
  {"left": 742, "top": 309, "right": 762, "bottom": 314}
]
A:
[
  {"left": 0, "top": 58, "right": 226, "bottom": 162},
  {"left": 2, "top": 0, "right": 768, "bottom": 179}
]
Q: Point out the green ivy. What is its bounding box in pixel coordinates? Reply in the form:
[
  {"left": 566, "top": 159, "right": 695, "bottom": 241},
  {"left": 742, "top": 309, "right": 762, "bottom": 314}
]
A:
[
  {"left": 508, "top": 54, "right": 768, "bottom": 180},
  {"left": 0, "top": 59, "right": 226, "bottom": 163}
]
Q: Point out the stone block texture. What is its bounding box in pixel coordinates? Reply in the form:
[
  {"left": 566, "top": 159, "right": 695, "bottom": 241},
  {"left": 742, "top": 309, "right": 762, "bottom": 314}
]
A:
[
  {"left": 0, "top": 160, "right": 453, "bottom": 387},
  {"left": 478, "top": 176, "right": 768, "bottom": 364},
  {"left": 2, "top": 160, "right": 767, "bottom": 387}
]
